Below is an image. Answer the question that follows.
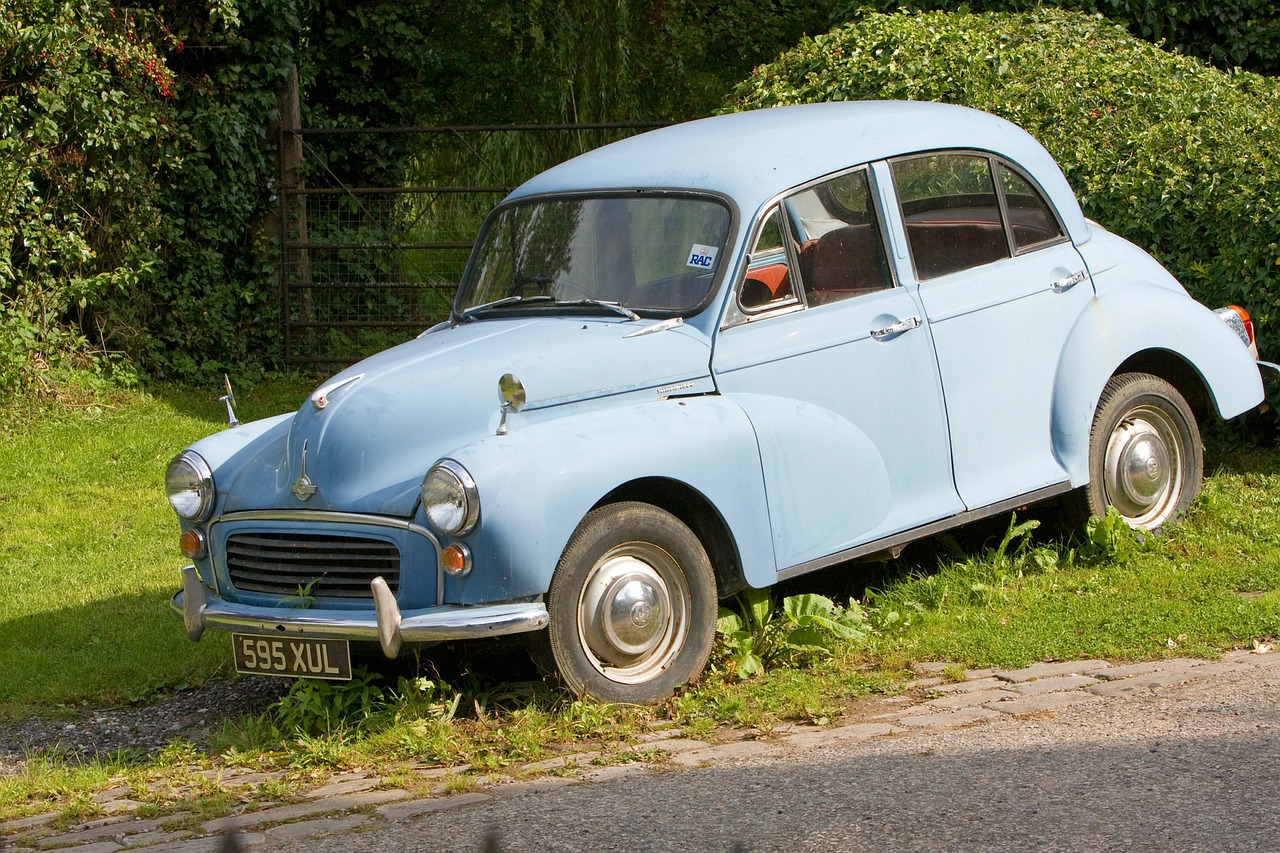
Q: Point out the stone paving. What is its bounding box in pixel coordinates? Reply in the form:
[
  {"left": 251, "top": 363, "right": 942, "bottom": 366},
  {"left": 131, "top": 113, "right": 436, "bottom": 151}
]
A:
[{"left": 4, "top": 650, "right": 1276, "bottom": 853}]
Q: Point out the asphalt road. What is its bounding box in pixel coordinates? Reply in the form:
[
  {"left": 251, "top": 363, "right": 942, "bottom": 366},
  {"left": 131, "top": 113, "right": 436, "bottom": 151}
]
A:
[{"left": 270, "top": 656, "right": 1280, "bottom": 853}]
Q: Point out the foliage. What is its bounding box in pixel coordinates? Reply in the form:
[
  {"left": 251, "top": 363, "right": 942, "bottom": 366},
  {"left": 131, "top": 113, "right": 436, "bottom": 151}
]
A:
[
  {"left": 834, "top": 1, "right": 1280, "bottom": 74},
  {"left": 866, "top": 510, "right": 1129, "bottom": 633},
  {"left": 0, "top": 1, "right": 178, "bottom": 394},
  {"left": 728, "top": 9, "right": 1280, "bottom": 361},
  {"left": 715, "top": 589, "right": 870, "bottom": 678}
]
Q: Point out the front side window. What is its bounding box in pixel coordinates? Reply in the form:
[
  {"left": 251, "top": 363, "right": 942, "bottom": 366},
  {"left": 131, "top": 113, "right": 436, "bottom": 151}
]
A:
[
  {"left": 785, "top": 168, "right": 893, "bottom": 305},
  {"left": 458, "top": 194, "right": 732, "bottom": 318}
]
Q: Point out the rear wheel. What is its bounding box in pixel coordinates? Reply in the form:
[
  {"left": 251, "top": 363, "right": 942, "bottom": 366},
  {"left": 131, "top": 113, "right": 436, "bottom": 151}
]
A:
[
  {"left": 1070, "top": 372, "right": 1202, "bottom": 533},
  {"left": 536, "top": 502, "right": 717, "bottom": 703}
]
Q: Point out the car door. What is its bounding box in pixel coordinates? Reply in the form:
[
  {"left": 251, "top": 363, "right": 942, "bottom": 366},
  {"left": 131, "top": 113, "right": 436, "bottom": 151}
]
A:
[
  {"left": 713, "top": 167, "right": 964, "bottom": 573},
  {"left": 887, "top": 152, "right": 1094, "bottom": 510}
]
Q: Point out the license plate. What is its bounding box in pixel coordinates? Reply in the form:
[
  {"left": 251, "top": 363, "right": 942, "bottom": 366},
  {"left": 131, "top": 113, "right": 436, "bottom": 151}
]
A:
[{"left": 232, "top": 634, "right": 352, "bottom": 681}]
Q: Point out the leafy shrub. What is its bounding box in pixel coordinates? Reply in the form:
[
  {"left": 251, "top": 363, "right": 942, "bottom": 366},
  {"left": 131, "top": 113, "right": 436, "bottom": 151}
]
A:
[
  {"left": 0, "top": 1, "right": 180, "bottom": 393},
  {"left": 834, "top": 1, "right": 1280, "bottom": 75},
  {"left": 729, "top": 9, "right": 1280, "bottom": 360}
]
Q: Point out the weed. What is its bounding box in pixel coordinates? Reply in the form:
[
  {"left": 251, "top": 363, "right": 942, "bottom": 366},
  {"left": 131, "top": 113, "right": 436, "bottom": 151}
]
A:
[
  {"left": 271, "top": 668, "right": 388, "bottom": 736},
  {"left": 715, "top": 589, "right": 870, "bottom": 678}
]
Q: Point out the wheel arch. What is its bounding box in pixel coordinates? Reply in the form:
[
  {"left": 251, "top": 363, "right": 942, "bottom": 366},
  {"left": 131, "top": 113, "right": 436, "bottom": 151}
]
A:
[
  {"left": 596, "top": 476, "right": 747, "bottom": 598},
  {"left": 1112, "top": 349, "right": 1212, "bottom": 421},
  {"left": 1050, "top": 283, "right": 1263, "bottom": 486}
]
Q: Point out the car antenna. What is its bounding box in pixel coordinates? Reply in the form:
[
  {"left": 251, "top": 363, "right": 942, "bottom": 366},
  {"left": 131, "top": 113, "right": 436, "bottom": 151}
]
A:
[{"left": 219, "top": 373, "right": 240, "bottom": 428}]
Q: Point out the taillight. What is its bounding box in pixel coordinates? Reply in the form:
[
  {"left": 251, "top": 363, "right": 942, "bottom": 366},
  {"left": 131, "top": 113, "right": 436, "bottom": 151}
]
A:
[{"left": 1216, "top": 305, "right": 1258, "bottom": 358}]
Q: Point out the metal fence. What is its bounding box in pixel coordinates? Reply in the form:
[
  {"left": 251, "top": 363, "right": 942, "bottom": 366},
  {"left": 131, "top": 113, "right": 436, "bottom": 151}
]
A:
[{"left": 277, "top": 123, "right": 665, "bottom": 366}]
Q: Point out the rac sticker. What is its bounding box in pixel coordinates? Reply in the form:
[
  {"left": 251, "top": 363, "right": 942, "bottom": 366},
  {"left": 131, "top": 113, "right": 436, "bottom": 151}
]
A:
[{"left": 686, "top": 244, "right": 719, "bottom": 269}]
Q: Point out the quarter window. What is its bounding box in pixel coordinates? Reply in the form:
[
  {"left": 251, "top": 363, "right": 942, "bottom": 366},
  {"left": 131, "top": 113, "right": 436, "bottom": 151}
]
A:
[{"left": 999, "top": 164, "right": 1065, "bottom": 251}]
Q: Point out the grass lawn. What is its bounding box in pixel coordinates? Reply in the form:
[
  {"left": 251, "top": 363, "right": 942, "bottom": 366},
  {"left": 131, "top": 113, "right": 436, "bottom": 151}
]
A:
[{"left": 0, "top": 379, "right": 317, "bottom": 714}]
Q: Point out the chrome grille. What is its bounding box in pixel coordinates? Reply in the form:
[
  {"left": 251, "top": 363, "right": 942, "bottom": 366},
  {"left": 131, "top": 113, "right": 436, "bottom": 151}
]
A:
[{"left": 226, "top": 532, "right": 400, "bottom": 599}]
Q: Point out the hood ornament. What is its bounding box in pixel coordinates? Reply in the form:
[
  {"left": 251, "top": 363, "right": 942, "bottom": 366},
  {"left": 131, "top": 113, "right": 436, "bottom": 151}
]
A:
[
  {"left": 310, "top": 373, "right": 365, "bottom": 411},
  {"left": 291, "top": 439, "right": 318, "bottom": 501}
]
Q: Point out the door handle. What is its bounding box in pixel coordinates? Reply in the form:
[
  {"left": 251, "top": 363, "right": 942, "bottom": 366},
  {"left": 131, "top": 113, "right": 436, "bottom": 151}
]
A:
[
  {"left": 871, "top": 315, "right": 922, "bottom": 340},
  {"left": 1051, "top": 270, "right": 1088, "bottom": 293}
]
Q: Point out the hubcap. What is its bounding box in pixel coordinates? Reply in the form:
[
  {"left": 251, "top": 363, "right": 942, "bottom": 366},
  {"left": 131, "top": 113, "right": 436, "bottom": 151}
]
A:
[
  {"left": 577, "top": 544, "right": 690, "bottom": 684},
  {"left": 1103, "top": 405, "right": 1183, "bottom": 529}
]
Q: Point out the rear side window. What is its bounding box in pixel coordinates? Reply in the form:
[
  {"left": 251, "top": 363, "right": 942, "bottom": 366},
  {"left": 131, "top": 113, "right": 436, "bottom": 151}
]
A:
[
  {"left": 892, "top": 153, "right": 1010, "bottom": 280},
  {"left": 891, "top": 152, "right": 1067, "bottom": 280}
]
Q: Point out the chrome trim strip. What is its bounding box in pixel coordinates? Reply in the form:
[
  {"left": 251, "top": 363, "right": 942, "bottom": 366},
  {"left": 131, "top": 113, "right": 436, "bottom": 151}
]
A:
[
  {"left": 215, "top": 510, "right": 435, "bottom": 538},
  {"left": 174, "top": 569, "right": 548, "bottom": 652},
  {"left": 776, "top": 482, "right": 1075, "bottom": 582}
]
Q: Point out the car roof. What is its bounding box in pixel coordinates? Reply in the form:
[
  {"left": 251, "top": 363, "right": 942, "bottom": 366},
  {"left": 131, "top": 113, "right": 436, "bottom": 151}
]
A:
[{"left": 507, "top": 101, "right": 1089, "bottom": 240}]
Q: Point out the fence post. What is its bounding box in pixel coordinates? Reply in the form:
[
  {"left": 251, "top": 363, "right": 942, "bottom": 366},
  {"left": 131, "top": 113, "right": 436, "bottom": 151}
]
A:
[{"left": 277, "top": 65, "right": 311, "bottom": 361}]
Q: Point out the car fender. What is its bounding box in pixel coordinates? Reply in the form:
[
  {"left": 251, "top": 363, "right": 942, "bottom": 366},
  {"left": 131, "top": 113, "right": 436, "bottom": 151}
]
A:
[
  {"left": 441, "top": 394, "right": 775, "bottom": 604},
  {"left": 1051, "top": 282, "right": 1264, "bottom": 485}
]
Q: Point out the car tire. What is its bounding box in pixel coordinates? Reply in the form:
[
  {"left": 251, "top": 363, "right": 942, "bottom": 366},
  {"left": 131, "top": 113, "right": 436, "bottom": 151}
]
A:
[
  {"left": 1070, "top": 372, "right": 1202, "bottom": 533},
  {"left": 535, "top": 501, "right": 717, "bottom": 703}
]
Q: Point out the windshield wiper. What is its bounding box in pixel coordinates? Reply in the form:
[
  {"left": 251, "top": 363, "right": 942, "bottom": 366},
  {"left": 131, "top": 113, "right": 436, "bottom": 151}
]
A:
[
  {"left": 455, "top": 295, "right": 554, "bottom": 324},
  {"left": 554, "top": 299, "right": 641, "bottom": 321}
]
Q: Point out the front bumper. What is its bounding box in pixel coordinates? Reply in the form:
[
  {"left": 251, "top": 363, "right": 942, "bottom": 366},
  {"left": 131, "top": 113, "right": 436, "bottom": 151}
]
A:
[{"left": 174, "top": 565, "right": 549, "bottom": 659}]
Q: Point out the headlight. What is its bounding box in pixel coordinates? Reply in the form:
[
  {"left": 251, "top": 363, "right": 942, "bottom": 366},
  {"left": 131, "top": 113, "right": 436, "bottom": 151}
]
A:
[
  {"left": 421, "top": 460, "right": 479, "bottom": 536},
  {"left": 165, "top": 451, "right": 215, "bottom": 522}
]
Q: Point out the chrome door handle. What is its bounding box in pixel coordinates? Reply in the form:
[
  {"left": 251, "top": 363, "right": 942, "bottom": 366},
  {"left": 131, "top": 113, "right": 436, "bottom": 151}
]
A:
[
  {"left": 1051, "top": 270, "right": 1088, "bottom": 293},
  {"left": 871, "top": 315, "right": 922, "bottom": 340}
]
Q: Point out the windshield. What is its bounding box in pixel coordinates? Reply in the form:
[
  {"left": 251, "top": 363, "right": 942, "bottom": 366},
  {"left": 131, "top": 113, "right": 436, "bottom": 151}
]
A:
[{"left": 457, "top": 194, "right": 732, "bottom": 318}]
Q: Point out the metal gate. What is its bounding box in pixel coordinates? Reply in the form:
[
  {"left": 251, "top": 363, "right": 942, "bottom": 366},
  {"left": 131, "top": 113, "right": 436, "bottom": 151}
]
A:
[{"left": 277, "top": 122, "right": 665, "bottom": 367}]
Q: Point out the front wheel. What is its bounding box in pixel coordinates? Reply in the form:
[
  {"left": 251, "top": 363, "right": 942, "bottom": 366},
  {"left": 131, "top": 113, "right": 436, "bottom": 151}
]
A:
[
  {"left": 537, "top": 502, "right": 718, "bottom": 703},
  {"left": 1070, "top": 372, "right": 1202, "bottom": 533}
]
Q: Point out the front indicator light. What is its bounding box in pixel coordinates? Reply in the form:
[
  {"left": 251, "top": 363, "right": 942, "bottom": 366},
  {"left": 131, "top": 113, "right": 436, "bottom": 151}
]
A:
[
  {"left": 166, "top": 451, "right": 215, "bottom": 522},
  {"left": 421, "top": 460, "right": 480, "bottom": 536},
  {"left": 179, "top": 528, "right": 207, "bottom": 559},
  {"left": 442, "top": 543, "right": 473, "bottom": 577}
]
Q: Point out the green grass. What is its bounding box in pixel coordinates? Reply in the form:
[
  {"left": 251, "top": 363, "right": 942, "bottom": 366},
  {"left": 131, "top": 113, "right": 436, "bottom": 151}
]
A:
[
  {"left": 1, "top": 382, "right": 1277, "bottom": 820},
  {"left": 856, "top": 448, "right": 1280, "bottom": 668},
  {"left": 0, "top": 378, "right": 318, "bottom": 712}
]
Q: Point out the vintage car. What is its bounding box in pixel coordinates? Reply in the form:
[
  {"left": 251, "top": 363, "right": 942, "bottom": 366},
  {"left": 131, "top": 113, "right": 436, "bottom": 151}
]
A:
[{"left": 168, "top": 101, "right": 1271, "bottom": 702}]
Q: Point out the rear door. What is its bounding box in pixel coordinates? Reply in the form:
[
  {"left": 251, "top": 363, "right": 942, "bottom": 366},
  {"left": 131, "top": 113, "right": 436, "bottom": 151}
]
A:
[{"left": 886, "top": 152, "right": 1094, "bottom": 510}]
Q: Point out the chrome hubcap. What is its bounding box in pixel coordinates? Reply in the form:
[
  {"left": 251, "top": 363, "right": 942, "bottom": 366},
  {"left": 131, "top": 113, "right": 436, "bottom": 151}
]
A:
[
  {"left": 1103, "top": 405, "right": 1183, "bottom": 529},
  {"left": 578, "top": 544, "right": 690, "bottom": 684}
]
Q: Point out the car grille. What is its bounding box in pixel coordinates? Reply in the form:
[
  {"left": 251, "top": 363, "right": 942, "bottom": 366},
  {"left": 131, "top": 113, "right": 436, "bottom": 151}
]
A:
[{"left": 225, "top": 532, "right": 401, "bottom": 599}]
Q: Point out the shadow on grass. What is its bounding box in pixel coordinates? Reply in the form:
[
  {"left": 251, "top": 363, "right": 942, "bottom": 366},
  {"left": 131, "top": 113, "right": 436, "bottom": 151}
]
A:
[{"left": 0, "top": 589, "right": 230, "bottom": 714}]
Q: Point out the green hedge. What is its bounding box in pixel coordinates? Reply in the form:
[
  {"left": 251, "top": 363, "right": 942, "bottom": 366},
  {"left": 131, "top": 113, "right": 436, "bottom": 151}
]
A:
[
  {"left": 729, "top": 8, "right": 1280, "bottom": 360},
  {"left": 834, "top": 2, "right": 1280, "bottom": 74}
]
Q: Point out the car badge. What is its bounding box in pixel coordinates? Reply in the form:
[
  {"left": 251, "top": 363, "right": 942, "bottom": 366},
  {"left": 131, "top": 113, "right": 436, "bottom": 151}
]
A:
[{"left": 292, "top": 440, "right": 318, "bottom": 501}]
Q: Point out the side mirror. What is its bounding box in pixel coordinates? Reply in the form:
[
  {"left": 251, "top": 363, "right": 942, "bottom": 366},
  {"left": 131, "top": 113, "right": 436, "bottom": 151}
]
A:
[{"left": 496, "top": 373, "right": 526, "bottom": 435}]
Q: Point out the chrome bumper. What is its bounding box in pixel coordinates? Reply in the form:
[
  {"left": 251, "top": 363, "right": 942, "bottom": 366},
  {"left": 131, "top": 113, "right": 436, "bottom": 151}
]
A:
[{"left": 174, "top": 565, "right": 548, "bottom": 659}]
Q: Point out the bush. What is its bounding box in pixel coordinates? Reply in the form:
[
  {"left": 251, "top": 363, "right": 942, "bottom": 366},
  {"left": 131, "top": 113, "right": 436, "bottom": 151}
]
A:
[
  {"left": 834, "top": 1, "right": 1280, "bottom": 75},
  {"left": 0, "top": 1, "right": 180, "bottom": 393},
  {"left": 729, "top": 8, "right": 1280, "bottom": 359}
]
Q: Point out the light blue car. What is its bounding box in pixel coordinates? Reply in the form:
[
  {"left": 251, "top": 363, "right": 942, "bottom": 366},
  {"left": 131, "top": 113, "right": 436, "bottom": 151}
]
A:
[{"left": 167, "top": 101, "right": 1269, "bottom": 702}]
